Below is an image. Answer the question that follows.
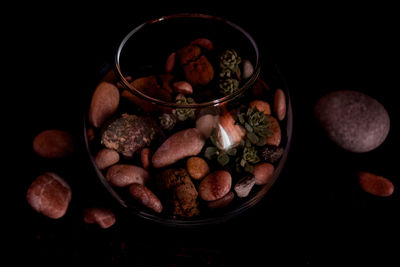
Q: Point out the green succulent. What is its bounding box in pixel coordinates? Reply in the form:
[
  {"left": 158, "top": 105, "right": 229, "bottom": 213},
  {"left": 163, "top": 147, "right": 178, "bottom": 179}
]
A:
[
  {"left": 219, "top": 49, "right": 242, "bottom": 72},
  {"left": 204, "top": 130, "right": 237, "bottom": 166},
  {"left": 172, "top": 96, "right": 195, "bottom": 121},
  {"left": 237, "top": 107, "right": 271, "bottom": 146},
  {"left": 219, "top": 78, "right": 240, "bottom": 95},
  {"left": 159, "top": 113, "right": 176, "bottom": 130}
]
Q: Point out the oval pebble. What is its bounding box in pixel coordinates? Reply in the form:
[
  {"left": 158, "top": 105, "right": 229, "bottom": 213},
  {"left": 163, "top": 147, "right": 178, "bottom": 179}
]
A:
[
  {"left": 83, "top": 207, "right": 116, "bottom": 229},
  {"left": 190, "top": 38, "right": 214, "bottom": 51},
  {"left": 106, "top": 164, "right": 149, "bottom": 187},
  {"left": 242, "top": 59, "right": 254, "bottom": 79},
  {"left": 33, "top": 129, "right": 74, "bottom": 158},
  {"left": 26, "top": 172, "right": 71, "bottom": 219},
  {"left": 129, "top": 183, "right": 163, "bottom": 213},
  {"left": 141, "top": 148, "right": 151, "bottom": 169},
  {"left": 94, "top": 148, "right": 120, "bottom": 170},
  {"left": 234, "top": 176, "right": 256, "bottom": 198},
  {"left": 89, "top": 82, "right": 120, "bottom": 128},
  {"left": 252, "top": 162, "right": 275, "bottom": 185},
  {"left": 173, "top": 81, "right": 193, "bottom": 95},
  {"left": 315, "top": 90, "right": 390, "bottom": 152},
  {"left": 199, "top": 170, "right": 232, "bottom": 201},
  {"left": 165, "top": 52, "right": 176, "bottom": 73},
  {"left": 186, "top": 157, "right": 210, "bottom": 180},
  {"left": 358, "top": 171, "right": 394, "bottom": 197},
  {"left": 274, "top": 89, "right": 286, "bottom": 120},
  {"left": 152, "top": 128, "right": 205, "bottom": 168},
  {"left": 196, "top": 114, "right": 218, "bottom": 139},
  {"left": 266, "top": 115, "right": 281, "bottom": 146}
]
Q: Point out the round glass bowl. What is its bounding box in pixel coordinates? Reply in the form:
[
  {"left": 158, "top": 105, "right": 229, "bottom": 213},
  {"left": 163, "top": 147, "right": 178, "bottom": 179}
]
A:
[{"left": 84, "top": 13, "right": 292, "bottom": 227}]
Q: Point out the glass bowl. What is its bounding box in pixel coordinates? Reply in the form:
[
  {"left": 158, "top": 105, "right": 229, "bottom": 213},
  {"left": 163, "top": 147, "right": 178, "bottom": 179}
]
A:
[{"left": 84, "top": 13, "right": 292, "bottom": 227}]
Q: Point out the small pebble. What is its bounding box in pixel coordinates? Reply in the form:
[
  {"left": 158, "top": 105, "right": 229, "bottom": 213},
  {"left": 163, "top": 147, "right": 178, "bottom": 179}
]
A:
[
  {"left": 199, "top": 170, "right": 232, "bottom": 201},
  {"left": 358, "top": 171, "right": 394, "bottom": 197},
  {"left": 242, "top": 59, "right": 254, "bottom": 79},
  {"left": 141, "top": 148, "right": 151, "bottom": 169},
  {"left": 234, "top": 176, "right": 256, "bottom": 198},
  {"left": 266, "top": 115, "right": 281, "bottom": 146},
  {"left": 94, "top": 148, "right": 120, "bottom": 170},
  {"left": 207, "top": 191, "right": 235, "bottom": 209},
  {"left": 196, "top": 114, "right": 218, "bottom": 139},
  {"left": 315, "top": 90, "right": 390, "bottom": 152},
  {"left": 274, "top": 89, "right": 286, "bottom": 120},
  {"left": 83, "top": 207, "right": 116, "bottom": 229},
  {"left": 165, "top": 52, "right": 176, "bottom": 73},
  {"left": 261, "top": 145, "right": 284, "bottom": 163},
  {"left": 186, "top": 157, "right": 210, "bottom": 180},
  {"left": 26, "top": 172, "right": 71, "bottom": 219},
  {"left": 129, "top": 183, "right": 163, "bottom": 213},
  {"left": 106, "top": 164, "right": 149, "bottom": 187},
  {"left": 173, "top": 81, "right": 193, "bottom": 95},
  {"left": 249, "top": 100, "right": 271, "bottom": 115},
  {"left": 252, "top": 162, "right": 275, "bottom": 185},
  {"left": 33, "top": 129, "right": 74, "bottom": 158},
  {"left": 89, "top": 82, "right": 120, "bottom": 128}
]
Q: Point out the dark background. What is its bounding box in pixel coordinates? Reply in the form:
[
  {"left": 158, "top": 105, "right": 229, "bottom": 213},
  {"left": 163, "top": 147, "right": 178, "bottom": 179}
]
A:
[{"left": 13, "top": 3, "right": 399, "bottom": 265}]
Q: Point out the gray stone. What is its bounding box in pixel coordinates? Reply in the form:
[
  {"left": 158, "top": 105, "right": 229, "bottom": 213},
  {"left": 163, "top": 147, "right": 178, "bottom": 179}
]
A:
[
  {"left": 315, "top": 90, "right": 390, "bottom": 152},
  {"left": 234, "top": 176, "right": 256, "bottom": 198}
]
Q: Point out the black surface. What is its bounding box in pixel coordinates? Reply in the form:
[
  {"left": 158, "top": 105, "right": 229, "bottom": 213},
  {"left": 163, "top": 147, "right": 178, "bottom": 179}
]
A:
[{"left": 14, "top": 4, "right": 399, "bottom": 265}]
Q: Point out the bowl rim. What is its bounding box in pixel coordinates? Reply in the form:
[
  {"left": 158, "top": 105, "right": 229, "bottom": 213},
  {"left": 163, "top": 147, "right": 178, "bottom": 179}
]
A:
[{"left": 114, "top": 13, "right": 261, "bottom": 109}]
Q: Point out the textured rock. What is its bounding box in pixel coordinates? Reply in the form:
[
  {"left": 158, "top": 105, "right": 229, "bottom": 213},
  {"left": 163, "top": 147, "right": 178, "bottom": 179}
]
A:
[
  {"left": 152, "top": 128, "right": 205, "bottom": 168},
  {"left": 315, "top": 90, "right": 390, "bottom": 152}
]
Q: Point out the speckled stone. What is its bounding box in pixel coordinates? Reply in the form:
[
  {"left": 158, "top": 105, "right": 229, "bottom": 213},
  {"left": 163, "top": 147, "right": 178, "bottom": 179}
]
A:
[{"left": 315, "top": 90, "right": 390, "bottom": 152}]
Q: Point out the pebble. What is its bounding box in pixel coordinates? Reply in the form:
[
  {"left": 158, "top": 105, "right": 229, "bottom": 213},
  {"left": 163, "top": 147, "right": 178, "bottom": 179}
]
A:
[
  {"left": 315, "top": 90, "right": 390, "bottom": 152},
  {"left": 152, "top": 128, "right": 205, "bottom": 168},
  {"left": 249, "top": 100, "right": 271, "bottom": 115},
  {"left": 94, "top": 148, "right": 120, "bottom": 170},
  {"left": 198, "top": 170, "right": 232, "bottom": 201},
  {"left": 274, "top": 89, "right": 286, "bottom": 120},
  {"left": 89, "top": 82, "right": 120, "bottom": 128},
  {"left": 140, "top": 148, "right": 151, "bottom": 169},
  {"left": 129, "top": 183, "right": 163, "bottom": 213},
  {"left": 186, "top": 157, "right": 210, "bottom": 180},
  {"left": 266, "top": 115, "right": 281, "bottom": 146},
  {"left": 260, "top": 145, "right": 284, "bottom": 163},
  {"left": 106, "top": 164, "right": 149, "bottom": 187},
  {"left": 190, "top": 38, "right": 214, "bottom": 51},
  {"left": 26, "top": 172, "right": 71, "bottom": 219},
  {"left": 358, "top": 171, "right": 394, "bottom": 197},
  {"left": 207, "top": 191, "right": 235, "bottom": 208},
  {"left": 252, "top": 162, "right": 275, "bottom": 185},
  {"left": 173, "top": 81, "right": 193, "bottom": 95},
  {"left": 234, "top": 176, "right": 256, "bottom": 198},
  {"left": 83, "top": 207, "right": 116, "bottom": 229},
  {"left": 242, "top": 59, "right": 254, "bottom": 79},
  {"left": 196, "top": 114, "right": 218, "bottom": 139},
  {"left": 33, "top": 129, "right": 74, "bottom": 158},
  {"left": 165, "top": 52, "right": 176, "bottom": 73}
]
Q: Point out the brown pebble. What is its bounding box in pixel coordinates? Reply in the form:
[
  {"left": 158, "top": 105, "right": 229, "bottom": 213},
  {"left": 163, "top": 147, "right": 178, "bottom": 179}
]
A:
[
  {"left": 199, "top": 170, "right": 232, "bottom": 201},
  {"left": 141, "top": 148, "right": 151, "bottom": 169},
  {"left": 266, "top": 115, "right": 281, "bottom": 146},
  {"left": 26, "top": 172, "right": 71, "bottom": 219},
  {"left": 87, "top": 128, "right": 95, "bottom": 142},
  {"left": 249, "top": 100, "right": 271, "bottom": 115},
  {"left": 106, "top": 164, "right": 149, "bottom": 187},
  {"left": 94, "top": 148, "right": 120, "bottom": 170},
  {"left": 88, "top": 82, "right": 120, "bottom": 128},
  {"left": 186, "top": 157, "right": 210, "bottom": 180},
  {"left": 83, "top": 207, "right": 116, "bottom": 229},
  {"left": 358, "top": 171, "right": 394, "bottom": 197},
  {"left": 274, "top": 89, "right": 286, "bottom": 120},
  {"left": 190, "top": 38, "right": 214, "bottom": 51},
  {"left": 129, "top": 183, "right": 163, "bottom": 213},
  {"left": 207, "top": 191, "right": 235, "bottom": 208},
  {"left": 252, "top": 163, "right": 275, "bottom": 185},
  {"left": 33, "top": 129, "right": 74, "bottom": 158}
]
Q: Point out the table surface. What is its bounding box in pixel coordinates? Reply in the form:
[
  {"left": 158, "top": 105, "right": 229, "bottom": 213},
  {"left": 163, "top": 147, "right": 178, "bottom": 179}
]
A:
[{"left": 13, "top": 5, "right": 399, "bottom": 265}]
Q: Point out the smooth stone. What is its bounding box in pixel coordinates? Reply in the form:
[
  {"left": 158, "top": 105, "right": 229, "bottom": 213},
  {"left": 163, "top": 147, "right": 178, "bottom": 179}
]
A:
[
  {"left": 89, "top": 82, "right": 119, "bottom": 128},
  {"left": 129, "top": 183, "right": 163, "bottom": 213},
  {"left": 106, "top": 164, "right": 149, "bottom": 187},
  {"left": 186, "top": 157, "right": 210, "bottom": 180},
  {"left": 315, "top": 90, "right": 390, "bottom": 152},
  {"left": 274, "top": 89, "right": 286, "bottom": 121},
  {"left": 94, "top": 148, "right": 120, "bottom": 170},
  {"left": 207, "top": 191, "right": 235, "bottom": 208},
  {"left": 33, "top": 129, "right": 74, "bottom": 158},
  {"left": 252, "top": 162, "right": 275, "bottom": 185},
  {"left": 196, "top": 114, "right": 219, "bottom": 139},
  {"left": 242, "top": 59, "right": 254, "bottom": 79},
  {"left": 266, "top": 115, "right": 281, "bottom": 146},
  {"left": 249, "top": 100, "right": 271, "bottom": 115},
  {"left": 83, "top": 207, "right": 116, "bottom": 229},
  {"left": 152, "top": 128, "right": 205, "bottom": 168},
  {"left": 199, "top": 170, "right": 232, "bottom": 201},
  {"left": 358, "top": 171, "right": 394, "bottom": 197}
]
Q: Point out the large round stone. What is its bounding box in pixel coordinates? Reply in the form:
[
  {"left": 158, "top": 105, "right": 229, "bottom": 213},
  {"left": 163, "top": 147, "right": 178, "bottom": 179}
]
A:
[{"left": 315, "top": 90, "right": 390, "bottom": 152}]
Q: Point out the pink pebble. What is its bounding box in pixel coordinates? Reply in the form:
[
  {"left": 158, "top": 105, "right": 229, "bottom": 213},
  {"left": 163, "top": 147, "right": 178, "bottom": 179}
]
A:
[
  {"left": 165, "top": 52, "right": 176, "bottom": 73},
  {"left": 141, "top": 148, "right": 151, "bottom": 169},
  {"left": 83, "top": 207, "right": 116, "bottom": 229},
  {"left": 252, "top": 162, "right": 275, "bottom": 185},
  {"left": 173, "top": 81, "right": 193, "bottom": 95}
]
